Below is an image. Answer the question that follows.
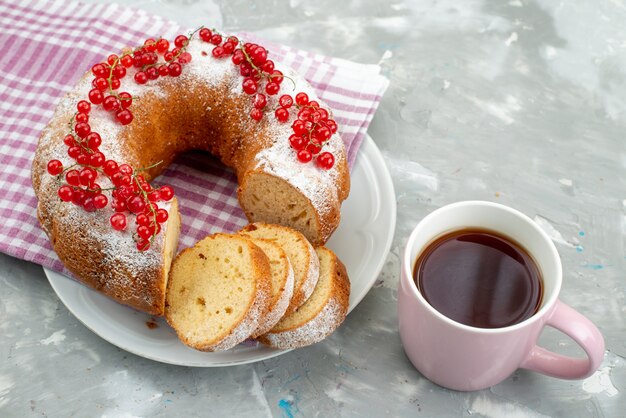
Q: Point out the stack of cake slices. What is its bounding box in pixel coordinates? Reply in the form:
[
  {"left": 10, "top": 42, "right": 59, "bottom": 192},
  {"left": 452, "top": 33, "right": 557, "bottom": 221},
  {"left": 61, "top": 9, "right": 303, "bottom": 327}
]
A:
[{"left": 164, "top": 223, "right": 351, "bottom": 351}]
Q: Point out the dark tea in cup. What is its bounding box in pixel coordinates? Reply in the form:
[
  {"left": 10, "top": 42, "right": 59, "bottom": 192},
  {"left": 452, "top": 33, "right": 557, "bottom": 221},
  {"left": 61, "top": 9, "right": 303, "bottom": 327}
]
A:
[
  {"left": 413, "top": 228, "right": 543, "bottom": 328},
  {"left": 400, "top": 201, "right": 604, "bottom": 391}
]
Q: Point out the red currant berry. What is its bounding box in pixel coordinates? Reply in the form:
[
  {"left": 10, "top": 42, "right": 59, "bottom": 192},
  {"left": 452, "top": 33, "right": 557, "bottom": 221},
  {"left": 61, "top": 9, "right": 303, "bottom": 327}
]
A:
[
  {"left": 289, "top": 134, "right": 307, "bottom": 150},
  {"left": 127, "top": 195, "right": 146, "bottom": 214},
  {"left": 74, "top": 122, "right": 90, "bottom": 138},
  {"left": 244, "top": 43, "right": 257, "bottom": 54},
  {"left": 253, "top": 93, "right": 267, "bottom": 109},
  {"left": 222, "top": 41, "right": 235, "bottom": 55},
  {"left": 91, "top": 63, "right": 108, "bottom": 78},
  {"left": 47, "top": 160, "right": 63, "bottom": 176},
  {"left": 118, "top": 92, "right": 132, "bottom": 109},
  {"left": 156, "top": 208, "right": 169, "bottom": 223},
  {"left": 326, "top": 119, "right": 338, "bottom": 134},
  {"left": 144, "top": 38, "right": 157, "bottom": 52},
  {"left": 174, "top": 34, "right": 188, "bottom": 48},
  {"left": 136, "top": 239, "right": 150, "bottom": 251},
  {"left": 120, "top": 54, "right": 133, "bottom": 68},
  {"left": 250, "top": 108, "right": 263, "bottom": 121},
  {"left": 67, "top": 146, "right": 81, "bottom": 159},
  {"left": 92, "top": 77, "right": 108, "bottom": 91},
  {"left": 199, "top": 28, "right": 212, "bottom": 42},
  {"left": 292, "top": 119, "right": 307, "bottom": 136},
  {"left": 295, "top": 92, "right": 309, "bottom": 106},
  {"left": 77, "top": 100, "right": 91, "bottom": 114},
  {"left": 83, "top": 132, "right": 100, "bottom": 150},
  {"left": 133, "top": 55, "right": 143, "bottom": 68},
  {"left": 212, "top": 46, "right": 224, "bottom": 58},
  {"left": 156, "top": 38, "right": 170, "bottom": 53},
  {"left": 309, "top": 100, "right": 319, "bottom": 109},
  {"left": 147, "top": 190, "right": 160, "bottom": 202},
  {"left": 116, "top": 109, "right": 133, "bottom": 125},
  {"left": 110, "top": 77, "right": 121, "bottom": 90},
  {"left": 119, "top": 174, "right": 132, "bottom": 186},
  {"left": 136, "top": 213, "right": 150, "bottom": 226},
  {"left": 279, "top": 95, "right": 293, "bottom": 108},
  {"left": 232, "top": 50, "right": 244, "bottom": 65},
  {"left": 79, "top": 167, "right": 97, "bottom": 186},
  {"left": 163, "top": 51, "right": 174, "bottom": 62},
  {"left": 63, "top": 134, "right": 76, "bottom": 147},
  {"left": 275, "top": 107, "right": 289, "bottom": 122},
  {"left": 66, "top": 170, "right": 80, "bottom": 186},
  {"left": 134, "top": 71, "right": 148, "bottom": 84},
  {"left": 298, "top": 107, "right": 311, "bottom": 121},
  {"left": 144, "top": 52, "right": 157, "bottom": 65},
  {"left": 261, "top": 60, "right": 275, "bottom": 73},
  {"left": 168, "top": 62, "right": 182, "bottom": 77},
  {"left": 242, "top": 77, "right": 257, "bottom": 95},
  {"left": 112, "top": 65, "right": 126, "bottom": 79},
  {"left": 75, "top": 112, "right": 89, "bottom": 123},
  {"left": 297, "top": 149, "right": 312, "bottom": 163},
  {"left": 240, "top": 63, "right": 253, "bottom": 77},
  {"left": 110, "top": 213, "right": 127, "bottom": 231},
  {"left": 307, "top": 142, "right": 322, "bottom": 155},
  {"left": 265, "top": 82, "right": 279, "bottom": 95},
  {"left": 103, "top": 160, "right": 119, "bottom": 176},
  {"left": 315, "top": 126, "right": 331, "bottom": 142},
  {"left": 137, "top": 225, "right": 152, "bottom": 240},
  {"left": 58, "top": 185, "right": 73, "bottom": 202},
  {"left": 107, "top": 54, "right": 118, "bottom": 66},
  {"left": 310, "top": 110, "right": 321, "bottom": 123},
  {"left": 210, "top": 34, "right": 222, "bottom": 45},
  {"left": 88, "top": 88, "right": 104, "bottom": 104},
  {"left": 159, "top": 185, "right": 174, "bottom": 201},
  {"left": 103, "top": 95, "right": 121, "bottom": 111},
  {"left": 92, "top": 194, "right": 108, "bottom": 209},
  {"left": 251, "top": 47, "right": 267, "bottom": 65},
  {"left": 71, "top": 189, "right": 86, "bottom": 207},
  {"left": 178, "top": 52, "right": 192, "bottom": 64},
  {"left": 271, "top": 70, "right": 284, "bottom": 84},
  {"left": 318, "top": 108, "right": 329, "bottom": 120},
  {"left": 76, "top": 153, "right": 89, "bottom": 165},
  {"left": 89, "top": 152, "right": 105, "bottom": 167},
  {"left": 316, "top": 152, "right": 334, "bottom": 169},
  {"left": 145, "top": 67, "right": 159, "bottom": 80},
  {"left": 81, "top": 196, "right": 97, "bottom": 212},
  {"left": 111, "top": 198, "right": 126, "bottom": 212},
  {"left": 158, "top": 65, "right": 169, "bottom": 77},
  {"left": 117, "top": 164, "right": 133, "bottom": 176}
]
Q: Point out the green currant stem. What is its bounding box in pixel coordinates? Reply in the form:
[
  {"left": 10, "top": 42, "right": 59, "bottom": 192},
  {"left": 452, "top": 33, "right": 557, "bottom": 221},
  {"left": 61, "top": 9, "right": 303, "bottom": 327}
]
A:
[
  {"left": 71, "top": 113, "right": 95, "bottom": 155},
  {"left": 238, "top": 43, "right": 297, "bottom": 89},
  {"left": 132, "top": 173, "right": 159, "bottom": 246},
  {"left": 135, "top": 160, "right": 163, "bottom": 173}
]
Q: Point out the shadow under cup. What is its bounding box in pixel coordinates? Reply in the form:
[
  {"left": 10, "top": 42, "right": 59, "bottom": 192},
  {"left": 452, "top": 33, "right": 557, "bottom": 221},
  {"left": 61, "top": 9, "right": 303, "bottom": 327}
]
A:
[{"left": 398, "top": 201, "right": 605, "bottom": 391}]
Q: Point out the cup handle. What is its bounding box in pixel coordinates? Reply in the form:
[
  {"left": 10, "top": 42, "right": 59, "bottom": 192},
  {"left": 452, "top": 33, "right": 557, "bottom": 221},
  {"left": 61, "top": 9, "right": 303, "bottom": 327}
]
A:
[{"left": 520, "top": 300, "right": 605, "bottom": 379}]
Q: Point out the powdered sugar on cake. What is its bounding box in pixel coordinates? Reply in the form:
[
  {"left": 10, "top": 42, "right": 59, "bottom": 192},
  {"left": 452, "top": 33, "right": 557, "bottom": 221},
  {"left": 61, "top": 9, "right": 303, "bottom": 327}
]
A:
[{"left": 261, "top": 298, "right": 344, "bottom": 350}]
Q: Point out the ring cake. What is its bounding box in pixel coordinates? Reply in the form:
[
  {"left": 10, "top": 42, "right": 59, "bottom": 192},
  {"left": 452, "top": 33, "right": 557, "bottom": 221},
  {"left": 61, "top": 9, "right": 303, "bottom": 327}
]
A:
[{"left": 31, "top": 29, "right": 350, "bottom": 315}]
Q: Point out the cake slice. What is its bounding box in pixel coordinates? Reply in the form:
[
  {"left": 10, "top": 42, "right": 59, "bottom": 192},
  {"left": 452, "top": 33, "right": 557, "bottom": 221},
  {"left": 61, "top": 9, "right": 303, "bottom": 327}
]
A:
[
  {"left": 242, "top": 237, "right": 295, "bottom": 338},
  {"left": 239, "top": 223, "right": 319, "bottom": 314},
  {"left": 165, "top": 233, "right": 270, "bottom": 351},
  {"left": 257, "top": 246, "right": 350, "bottom": 349}
]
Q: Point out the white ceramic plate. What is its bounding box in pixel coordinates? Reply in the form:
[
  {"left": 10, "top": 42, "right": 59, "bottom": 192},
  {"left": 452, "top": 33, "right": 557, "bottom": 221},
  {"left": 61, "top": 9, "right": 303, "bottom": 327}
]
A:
[{"left": 45, "top": 134, "right": 396, "bottom": 366}]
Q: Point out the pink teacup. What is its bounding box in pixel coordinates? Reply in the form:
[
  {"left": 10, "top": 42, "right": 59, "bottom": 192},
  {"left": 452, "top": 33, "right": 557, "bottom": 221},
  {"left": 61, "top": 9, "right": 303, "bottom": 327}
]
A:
[{"left": 398, "top": 201, "right": 605, "bottom": 391}]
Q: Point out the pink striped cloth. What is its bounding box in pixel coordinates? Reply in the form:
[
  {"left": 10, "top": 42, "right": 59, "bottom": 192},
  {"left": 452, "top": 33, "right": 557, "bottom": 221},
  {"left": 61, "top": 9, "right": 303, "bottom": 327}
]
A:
[{"left": 0, "top": 0, "right": 388, "bottom": 273}]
